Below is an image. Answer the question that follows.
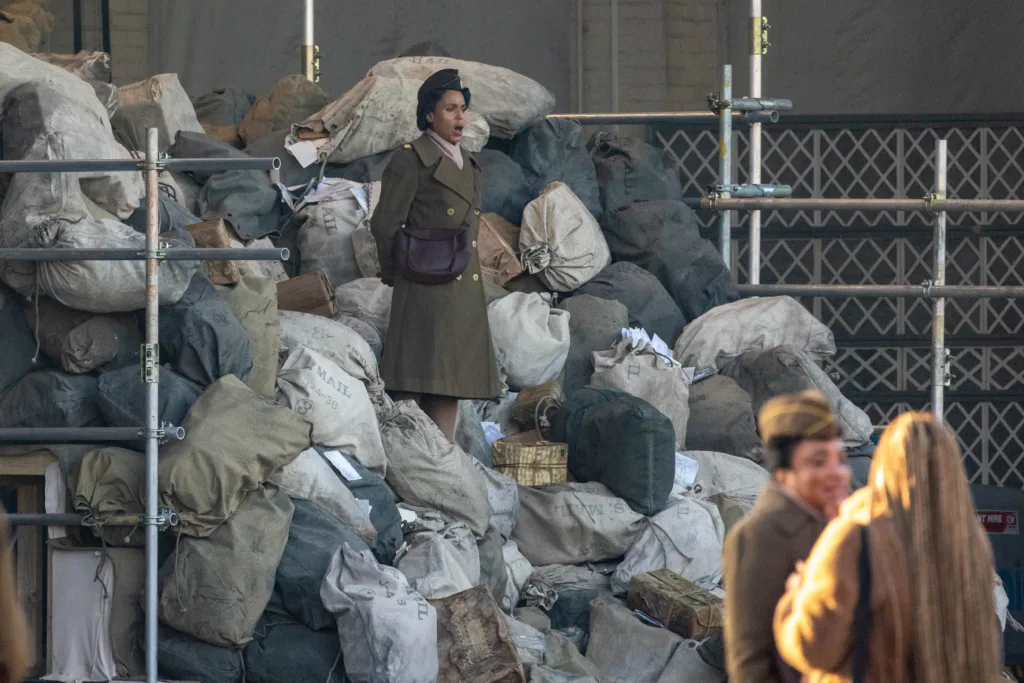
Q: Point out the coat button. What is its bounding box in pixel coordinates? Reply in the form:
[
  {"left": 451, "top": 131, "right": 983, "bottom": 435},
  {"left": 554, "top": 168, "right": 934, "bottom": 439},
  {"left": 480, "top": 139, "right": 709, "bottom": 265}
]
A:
[
  {"left": 472, "top": 240, "right": 477, "bottom": 248},
  {"left": 473, "top": 274, "right": 479, "bottom": 281},
  {"left": 446, "top": 207, "right": 455, "bottom": 216},
  {"left": 474, "top": 209, "right": 480, "bottom": 216},
  {"left": 456, "top": 275, "right": 463, "bottom": 281}
]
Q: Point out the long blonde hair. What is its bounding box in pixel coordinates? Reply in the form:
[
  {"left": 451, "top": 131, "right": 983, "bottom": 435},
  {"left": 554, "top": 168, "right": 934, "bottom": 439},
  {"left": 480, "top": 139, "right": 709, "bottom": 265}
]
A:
[{"left": 869, "top": 412, "right": 1000, "bottom": 683}]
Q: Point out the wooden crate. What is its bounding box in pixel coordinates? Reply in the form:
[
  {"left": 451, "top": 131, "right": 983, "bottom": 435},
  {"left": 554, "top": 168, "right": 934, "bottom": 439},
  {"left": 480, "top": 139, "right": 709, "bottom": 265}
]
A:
[{"left": 626, "top": 569, "right": 724, "bottom": 640}]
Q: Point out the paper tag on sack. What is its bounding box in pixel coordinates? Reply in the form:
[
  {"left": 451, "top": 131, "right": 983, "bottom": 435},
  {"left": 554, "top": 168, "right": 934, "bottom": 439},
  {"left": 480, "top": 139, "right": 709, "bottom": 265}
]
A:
[
  {"left": 285, "top": 137, "right": 320, "bottom": 168},
  {"left": 322, "top": 449, "right": 363, "bottom": 481}
]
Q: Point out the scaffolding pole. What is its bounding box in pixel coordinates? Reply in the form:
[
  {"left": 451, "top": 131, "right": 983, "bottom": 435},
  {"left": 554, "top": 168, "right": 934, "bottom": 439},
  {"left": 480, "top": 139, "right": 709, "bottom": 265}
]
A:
[
  {"left": 142, "top": 128, "right": 162, "bottom": 683},
  {"left": 719, "top": 65, "right": 733, "bottom": 264},
  {"left": 0, "top": 157, "right": 281, "bottom": 174},
  {"left": 0, "top": 248, "right": 287, "bottom": 261},
  {"left": 748, "top": 0, "right": 764, "bottom": 286},
  {"left": 0, "top": 130, "right": 282, "bottom": 683},
  {"left": 0, "top": 427, "right": 185, "bottom": 442},
  {"left": 701, "top": 197, "right": 1024, "bottom": 212},
  {"left": 546, "top": 110, "right": 778, "bottom": 125},
  {"left": 735, "top": 284, "right": 1024, "bottom": 298},
  {"left": 932, "top": 140, "right": 948, "bottom": 418}
]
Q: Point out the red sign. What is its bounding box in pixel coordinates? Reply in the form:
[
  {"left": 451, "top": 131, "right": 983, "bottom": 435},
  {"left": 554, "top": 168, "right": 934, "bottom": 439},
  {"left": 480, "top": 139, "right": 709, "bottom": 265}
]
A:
[{"left": 977, "top": 510, "right": 1019, "bottom": 535}]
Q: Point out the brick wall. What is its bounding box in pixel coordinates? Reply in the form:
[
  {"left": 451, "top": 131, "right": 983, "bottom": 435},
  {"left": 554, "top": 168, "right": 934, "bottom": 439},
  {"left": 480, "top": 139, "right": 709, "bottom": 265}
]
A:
[
  {"left": 40, "top": 0, "right": 149, "bottom": 84},
  {"left": 575, "top": 0, "right": 720, "bottom": 114}
]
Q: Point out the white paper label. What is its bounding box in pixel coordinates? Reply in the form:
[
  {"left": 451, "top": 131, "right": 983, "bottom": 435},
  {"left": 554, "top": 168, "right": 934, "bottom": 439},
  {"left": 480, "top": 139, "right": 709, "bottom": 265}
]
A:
[
  {"left": 322, "top": 449, "right": 363, "bottom": 481},
  {"left": 285, "top": 138, "right": 320, "bottom": 168}
]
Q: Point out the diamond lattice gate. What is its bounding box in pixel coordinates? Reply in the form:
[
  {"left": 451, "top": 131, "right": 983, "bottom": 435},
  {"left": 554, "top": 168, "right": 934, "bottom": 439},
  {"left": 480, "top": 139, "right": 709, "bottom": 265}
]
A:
[{"left": 652, "top": 116, "right": 1024, "bottom": 486}]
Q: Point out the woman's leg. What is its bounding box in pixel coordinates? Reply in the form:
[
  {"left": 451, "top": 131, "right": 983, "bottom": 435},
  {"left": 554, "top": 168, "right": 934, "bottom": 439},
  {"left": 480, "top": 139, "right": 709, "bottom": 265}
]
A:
[
  {"left": 389, "top": 391, "right": 422, "bottom": 406},
  {"left": 421, "top": 394, "right": 459, "bottom": 442}
]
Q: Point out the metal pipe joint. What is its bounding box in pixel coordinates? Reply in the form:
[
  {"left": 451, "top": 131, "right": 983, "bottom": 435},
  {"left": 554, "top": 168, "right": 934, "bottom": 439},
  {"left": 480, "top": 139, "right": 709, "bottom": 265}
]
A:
[{"left": 730, "top": 97, "right": 793, "bottom": 112}]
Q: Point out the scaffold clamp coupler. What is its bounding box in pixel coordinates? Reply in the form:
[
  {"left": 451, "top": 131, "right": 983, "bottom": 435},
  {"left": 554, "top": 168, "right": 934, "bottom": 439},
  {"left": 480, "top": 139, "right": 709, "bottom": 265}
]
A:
[
  {"left": 139, "top": 153, "right": 168, "bottom": 172},
  {"left": 141, "top": 343, "right": 159, "bottom": 384},
  {"left": 149, "top": 507, "right": 180, "bottom": 531},
  {"left": 922, "top": 279, "right": 937, "bottom": 301}
]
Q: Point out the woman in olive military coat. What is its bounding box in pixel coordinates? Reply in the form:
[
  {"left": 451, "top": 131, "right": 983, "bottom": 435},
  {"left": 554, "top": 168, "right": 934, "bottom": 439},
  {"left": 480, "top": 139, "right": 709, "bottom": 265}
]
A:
[{"left": 371, "top": 69, "right": 502, "bottom": 440}]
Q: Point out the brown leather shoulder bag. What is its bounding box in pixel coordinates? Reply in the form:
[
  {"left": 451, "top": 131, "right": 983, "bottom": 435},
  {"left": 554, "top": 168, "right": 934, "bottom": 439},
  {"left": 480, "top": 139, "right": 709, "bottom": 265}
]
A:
[{"left": 393, "top": 174, "right": 478, "bottom": 286}]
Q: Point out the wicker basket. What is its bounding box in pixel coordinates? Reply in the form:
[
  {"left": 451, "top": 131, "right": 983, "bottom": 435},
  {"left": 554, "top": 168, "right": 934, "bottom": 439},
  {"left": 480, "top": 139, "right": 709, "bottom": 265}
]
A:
[{"left": 491, "top": 437, "right": 568, "bottom": 487}]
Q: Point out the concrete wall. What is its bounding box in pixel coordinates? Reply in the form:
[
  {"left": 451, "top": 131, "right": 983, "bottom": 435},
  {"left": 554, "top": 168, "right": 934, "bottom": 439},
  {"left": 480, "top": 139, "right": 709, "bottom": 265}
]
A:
[
  {"left": 39, "top": 0, "right": 721, "bottom": 115},
  {"left": 577, "top": 0, "right": 721, "bottom": 115},
  {"left": 42, "top": 0, "right": 148, "bottom": 83}
]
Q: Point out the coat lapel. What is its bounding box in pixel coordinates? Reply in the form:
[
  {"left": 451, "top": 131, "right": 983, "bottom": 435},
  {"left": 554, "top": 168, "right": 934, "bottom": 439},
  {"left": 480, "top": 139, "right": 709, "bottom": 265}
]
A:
[
  {"left": 755, "top": 484, "right": 825, "bottom": 539},
  {"left": 411, "top": 135, "right": 477, "bottom": 205}
]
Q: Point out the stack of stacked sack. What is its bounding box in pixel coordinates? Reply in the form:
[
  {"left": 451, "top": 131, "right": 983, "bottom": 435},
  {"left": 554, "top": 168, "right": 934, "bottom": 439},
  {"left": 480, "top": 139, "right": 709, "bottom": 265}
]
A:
[{"left": 0, "top": 39, "right": 885, "bottom": 683}]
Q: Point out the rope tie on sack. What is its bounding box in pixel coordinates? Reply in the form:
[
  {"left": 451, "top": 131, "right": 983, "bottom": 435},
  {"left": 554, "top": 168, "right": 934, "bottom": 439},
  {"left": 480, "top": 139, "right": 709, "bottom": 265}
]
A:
[
  {"left": 324, "top": 649, "right": 342, "bottom": 683},
  {"left": 172, "top": 523, "right": 187, "bottom": 613},
  {"left": 533, "top": 394, "right": 562, "bottom": 439}
]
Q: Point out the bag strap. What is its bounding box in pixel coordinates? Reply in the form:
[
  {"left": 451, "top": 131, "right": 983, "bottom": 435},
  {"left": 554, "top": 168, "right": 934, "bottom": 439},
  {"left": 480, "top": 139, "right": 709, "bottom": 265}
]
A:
[{"left": 852, "top": 524, "right": 872, "bottom": 683}]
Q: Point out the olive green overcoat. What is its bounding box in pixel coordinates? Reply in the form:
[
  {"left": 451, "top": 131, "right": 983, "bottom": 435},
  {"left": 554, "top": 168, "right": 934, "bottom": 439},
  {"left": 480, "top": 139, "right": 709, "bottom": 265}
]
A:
[
  {"left": 722, "top": 483, "right": 828, "bottom": 683},
  {"left": 370, "top": 134, "right": 503, "bottom": 399}
]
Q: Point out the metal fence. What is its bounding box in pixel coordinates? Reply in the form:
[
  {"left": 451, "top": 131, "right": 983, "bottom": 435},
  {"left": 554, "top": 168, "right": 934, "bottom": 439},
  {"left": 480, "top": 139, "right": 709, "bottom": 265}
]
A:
[{"left": 653, "top": 114, "right": 1024, "bottom": 487}]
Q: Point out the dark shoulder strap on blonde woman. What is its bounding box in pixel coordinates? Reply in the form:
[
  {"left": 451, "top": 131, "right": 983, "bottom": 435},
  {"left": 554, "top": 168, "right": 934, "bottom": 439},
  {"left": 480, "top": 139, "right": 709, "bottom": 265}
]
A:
[{"left": 852, "top": 524, "right": 872, "bottom": 683}]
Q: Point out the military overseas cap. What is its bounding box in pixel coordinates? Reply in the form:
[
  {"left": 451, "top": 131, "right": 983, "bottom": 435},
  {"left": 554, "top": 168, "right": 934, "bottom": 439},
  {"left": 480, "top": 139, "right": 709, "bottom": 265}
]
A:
[
  {"left": 757, "top": 390, "right": 841, "bottom": 443},
  {"left": 416, "top": 68, "right": 471, "bottom": 130}
]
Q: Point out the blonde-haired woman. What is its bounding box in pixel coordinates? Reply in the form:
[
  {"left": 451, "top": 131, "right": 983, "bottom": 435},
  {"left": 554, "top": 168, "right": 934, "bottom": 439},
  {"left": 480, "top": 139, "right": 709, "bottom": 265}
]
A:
[{"left": 773, "top": 411, "right": 1002, "bottom": 683}]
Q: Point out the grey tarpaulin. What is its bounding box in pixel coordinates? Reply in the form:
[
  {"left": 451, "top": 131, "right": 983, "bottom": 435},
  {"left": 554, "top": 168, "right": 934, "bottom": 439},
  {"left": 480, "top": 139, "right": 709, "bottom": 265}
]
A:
[
  {"left": 687, "top": 375, "right": 764, "bottom": 463},
  {"left": 157, "top": 624, "right": 243, "bottom": 683},
  {"left": 574, "top": 261, "right": 686, "bottom": 346},
  {"left": 398, "top": 40, "right": 452, "bottom": 57},
  {"left": 0, "top": 370, "right": 100, "bottom": 428},
  {"left": 601, "top": 200, "right": 738, "bottom": 323},
  {"left": 96, "top": 365, "right": 202, "bottom": 450},
  {"left": 315, "top": 446, "right": 404, "bottom": 566},
  {"left": 558, "top": 295, "right": 628, "bottom": 398},
  {"left": 588, "top": 133, "right": 682, "bottom": 214},
  {"left": 0, "top": 282, "right": 44, "bottom": 394},
  {"left": 553, "top": 386, "right": 676, "bottom": 515},
  {"left": 158, "top": 485, "right": 295, "bottom": 648},
  {"left": 168, "top": 130, "right": 281, "bottom": 240},
  {"left": 243, "top": 606, "right": 345, "bottom": 683},
  {"left": 476, "top": 148, "right": 533, "bottom": 225},
  {"left": 159, "top": 271, "right": 254, "bottom": 388},
  {"left": 509, "top": 119, "right": 601, "bottom": 219},
  {"left": 277, "top": 498, "right": 371, "bottom": 631}
]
